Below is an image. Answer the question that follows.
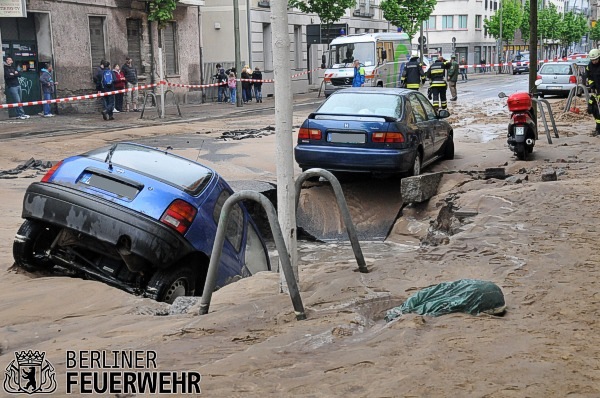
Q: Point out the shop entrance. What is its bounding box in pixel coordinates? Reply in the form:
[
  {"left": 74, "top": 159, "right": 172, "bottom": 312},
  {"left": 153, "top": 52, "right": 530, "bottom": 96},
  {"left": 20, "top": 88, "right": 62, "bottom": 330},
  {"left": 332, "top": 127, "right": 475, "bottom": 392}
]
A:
[{"left": 1, "top": 13, "right": 52, "bottom": 116}]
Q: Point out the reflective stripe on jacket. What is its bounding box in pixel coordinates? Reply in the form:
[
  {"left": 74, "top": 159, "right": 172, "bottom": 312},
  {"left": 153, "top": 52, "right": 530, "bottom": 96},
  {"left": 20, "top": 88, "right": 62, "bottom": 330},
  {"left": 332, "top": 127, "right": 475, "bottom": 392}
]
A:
[
  {"left": 427, "top": 60, "right": 450, "bottom": 88},
  {"left": 401, "top": 58, "right": 425, "bottom": 89}
]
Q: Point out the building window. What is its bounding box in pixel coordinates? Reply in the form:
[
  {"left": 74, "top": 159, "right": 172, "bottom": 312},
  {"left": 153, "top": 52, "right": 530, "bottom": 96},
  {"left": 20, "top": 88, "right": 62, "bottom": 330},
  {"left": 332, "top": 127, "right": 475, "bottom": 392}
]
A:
[
  {"left": 126, "top": 19, "right": 142, "bottom": 75},
  {"left": 485, "top": 0, "right": 488, "bottom": 10},
  {"left": 426, "top": 15, "right": 436, "bottom": 30},
  {"left": 458, "top": 15, "right": 467, "bottom": 29},
  {"left": 494, "top": 1, "right": 498, "bottom": 10},
  {"left": 294, "top": 25, "right": 302, "bottom": 69},
  {"left": 442, "top": 15, "right": 453, "bottom": 30},
  {"left": 163, "top": 22, "right": 179, "bottom": 75},
  {"left": 263, "top": 23, "right": 273, "bottom": 71},
  {"left": 89, "top": 16, "right": 106, "bottom": 70},
  {"left": 475, "top": 15, "right": 482, "bottom": 29}
]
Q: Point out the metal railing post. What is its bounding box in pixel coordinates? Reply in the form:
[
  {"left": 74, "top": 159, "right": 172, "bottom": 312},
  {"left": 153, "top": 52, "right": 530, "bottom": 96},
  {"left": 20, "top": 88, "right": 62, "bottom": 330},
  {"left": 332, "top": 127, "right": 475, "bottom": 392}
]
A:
[
  {"left": 199, "top": 191, "right": 306, "bottom": 320},
  {"left": 532, "top": 98, "right": 553, "bottom": 144},
  {"left": 295, "top": 168, "right": 368, "bottom": 273}
]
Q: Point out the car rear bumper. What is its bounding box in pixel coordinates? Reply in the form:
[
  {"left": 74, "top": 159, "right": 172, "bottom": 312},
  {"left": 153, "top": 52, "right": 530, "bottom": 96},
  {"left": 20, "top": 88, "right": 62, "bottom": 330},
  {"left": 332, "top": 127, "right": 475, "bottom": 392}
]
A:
[
  {"left": 21, "top": 182, "right": 194, "bottom": 269},
  {"left": 537, "top": 83, "right": 577, "bottom": 95},
  {"left": 295, "top": 145, "right": 415, "bottom": 173}
]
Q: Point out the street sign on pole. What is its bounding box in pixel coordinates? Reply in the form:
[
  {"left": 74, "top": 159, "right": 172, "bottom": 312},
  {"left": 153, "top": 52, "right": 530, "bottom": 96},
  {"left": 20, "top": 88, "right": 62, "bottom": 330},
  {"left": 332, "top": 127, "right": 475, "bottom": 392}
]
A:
[{"left": 0, "top": 0, "right": 27, "bottom": 18}]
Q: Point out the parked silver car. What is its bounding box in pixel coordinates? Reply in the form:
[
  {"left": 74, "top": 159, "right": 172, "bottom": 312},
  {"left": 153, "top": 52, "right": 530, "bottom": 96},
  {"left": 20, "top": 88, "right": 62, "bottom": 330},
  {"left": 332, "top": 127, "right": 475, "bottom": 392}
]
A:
[{"left": 536, "top": 61, "right": 580, "bottom": 97}]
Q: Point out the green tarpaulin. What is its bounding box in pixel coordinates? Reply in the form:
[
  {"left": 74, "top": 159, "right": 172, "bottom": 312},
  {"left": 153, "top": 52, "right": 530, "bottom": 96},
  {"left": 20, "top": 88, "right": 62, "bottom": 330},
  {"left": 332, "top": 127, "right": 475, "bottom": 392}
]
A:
[{"left": 385, "top": 279, "right": 506, "bottom": 322}]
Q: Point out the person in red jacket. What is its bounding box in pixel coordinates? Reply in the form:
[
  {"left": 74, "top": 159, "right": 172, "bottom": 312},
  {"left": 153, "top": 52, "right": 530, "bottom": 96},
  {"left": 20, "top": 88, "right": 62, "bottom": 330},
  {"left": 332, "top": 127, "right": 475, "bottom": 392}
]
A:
[{"left": 113, "top": 64, "right": 127, "bottom": 112}]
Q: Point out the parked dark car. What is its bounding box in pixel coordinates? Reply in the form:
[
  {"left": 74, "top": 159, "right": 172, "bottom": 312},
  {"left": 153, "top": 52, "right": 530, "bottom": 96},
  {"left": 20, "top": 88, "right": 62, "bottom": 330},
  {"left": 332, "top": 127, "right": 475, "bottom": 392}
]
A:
[
  {"left": 294, "top": 87, "right": 454, "bottom": 176},
  {"left": 512, "top": 54, "right": 530, "bottom": 75},
  {"left": 14, "top": 143, "right": 270, "bottom": 303}
]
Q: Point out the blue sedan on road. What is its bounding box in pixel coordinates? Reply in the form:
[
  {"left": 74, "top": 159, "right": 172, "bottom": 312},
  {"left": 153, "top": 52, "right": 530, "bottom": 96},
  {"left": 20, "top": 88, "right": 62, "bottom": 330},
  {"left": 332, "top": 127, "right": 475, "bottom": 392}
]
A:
[
  {"left": 14, "top": 143, "right": 270, "bottom": 303},
  {"left": 294, "top": 88, "right": 455, "bottom": 176}
]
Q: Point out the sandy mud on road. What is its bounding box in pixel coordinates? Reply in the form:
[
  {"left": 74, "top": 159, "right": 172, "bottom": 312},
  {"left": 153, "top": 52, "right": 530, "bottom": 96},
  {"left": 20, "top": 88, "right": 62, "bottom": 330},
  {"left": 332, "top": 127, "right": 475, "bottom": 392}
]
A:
[{"left": 0, "top": 98, "right": 599, "bottom": 396}]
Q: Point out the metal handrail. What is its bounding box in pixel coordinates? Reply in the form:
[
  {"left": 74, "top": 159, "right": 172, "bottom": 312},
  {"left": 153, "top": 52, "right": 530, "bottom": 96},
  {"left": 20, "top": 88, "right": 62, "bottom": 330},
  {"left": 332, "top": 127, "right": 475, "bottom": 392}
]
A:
[
  {"left": 199, "top": 190, "right": 306, "bottom": 320},
  {"left": 295, "top": 168, "right": 368, "bottom": 273}
]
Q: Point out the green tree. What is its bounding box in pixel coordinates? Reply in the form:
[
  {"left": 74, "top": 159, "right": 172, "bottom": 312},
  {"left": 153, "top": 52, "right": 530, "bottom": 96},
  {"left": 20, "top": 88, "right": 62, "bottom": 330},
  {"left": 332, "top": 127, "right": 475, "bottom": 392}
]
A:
[
  {"left": 519, "top": 0, "right": 530, "bottom": 42},
  {"left": 288, "top": 0, "right": 356, "bottom": 42},
  {"left": 148, "top": 0, "right": 177, "bottom": 30},
  {"left": 379, "top": 0, "right": 437, "bottom": 39},
  {"left": 590, "top": 22, "right": 600, "bottom": 48},
  {"left": 484, "top": 0, "right": 523, "bottom": 43},
  {"left": 538, "top": 3, "right": 561, "bottom": 41}
]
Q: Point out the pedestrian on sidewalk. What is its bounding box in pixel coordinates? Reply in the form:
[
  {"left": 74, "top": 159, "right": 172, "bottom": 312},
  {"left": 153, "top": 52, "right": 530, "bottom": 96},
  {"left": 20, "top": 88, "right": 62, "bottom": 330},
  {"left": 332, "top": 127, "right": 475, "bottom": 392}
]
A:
[
  {"left": 122, "top": 57, "right": 140, "bottom": 112},
  {"left": 459, "top": 57, "right": 468, "bottom": 80},
  {"left": 228, "top": 71, "right": 237, "bottom": 104},
  {"left": 447, "top": 55, "right": 459, "bottom": 101},
  {"left": 214, "top": 63, "right": 228, "bottom": 103},
  {"left": 252, "top": 67, "right": 263, "bottom": 103},
  {"left": 113, "top": 64, "right": 126, "bottom": 113},
  {"left": 352, "top": 59, "right": 365, "bottom": 87},
  {"left": 3, "top": 57, "right": 29, "bottom": 119},
  {"left": 40, "top": 63, "right": 57, "bottom": 117},
  {"left": 241, "top": 65, "right": 252, "bottom": 103},
  {"left": 100, "top": 61, "right": 116, "bottom": 120}
]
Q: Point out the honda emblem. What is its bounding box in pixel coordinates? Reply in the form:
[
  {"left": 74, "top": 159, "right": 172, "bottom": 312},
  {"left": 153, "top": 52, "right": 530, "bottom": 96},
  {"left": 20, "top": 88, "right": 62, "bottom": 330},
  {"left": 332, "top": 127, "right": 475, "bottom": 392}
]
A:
[{"left": 344, "top": 123, "right": 349, "bottom": 128}]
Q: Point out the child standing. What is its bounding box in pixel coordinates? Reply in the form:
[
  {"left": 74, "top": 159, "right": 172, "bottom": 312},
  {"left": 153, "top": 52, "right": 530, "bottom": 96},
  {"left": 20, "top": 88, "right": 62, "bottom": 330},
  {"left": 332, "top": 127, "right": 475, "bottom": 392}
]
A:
[{"left": 228, "top": 72, "right": 237, "bottom": 104}]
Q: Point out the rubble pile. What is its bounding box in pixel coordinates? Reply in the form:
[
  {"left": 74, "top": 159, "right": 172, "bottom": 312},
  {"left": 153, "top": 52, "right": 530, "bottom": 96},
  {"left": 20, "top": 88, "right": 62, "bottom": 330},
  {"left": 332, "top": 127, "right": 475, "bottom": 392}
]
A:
[{"left": 218, "top": 126, "right": 275, "bottom": 141}]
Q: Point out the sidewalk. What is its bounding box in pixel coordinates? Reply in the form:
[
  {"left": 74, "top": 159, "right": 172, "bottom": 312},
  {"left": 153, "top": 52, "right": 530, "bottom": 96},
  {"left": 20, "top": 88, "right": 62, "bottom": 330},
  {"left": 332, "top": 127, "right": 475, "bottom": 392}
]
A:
[{"left": 0, "top": 91, "right": 323, "bottom": 140}]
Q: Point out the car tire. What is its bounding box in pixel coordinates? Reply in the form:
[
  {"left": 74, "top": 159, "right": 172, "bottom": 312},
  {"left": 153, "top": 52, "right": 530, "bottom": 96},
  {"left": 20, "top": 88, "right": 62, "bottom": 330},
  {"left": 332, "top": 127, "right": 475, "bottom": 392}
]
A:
[
  {"left": 443, "top": 135, "right": 455, "bottom": 160},
  {"left": 513, "top": 71, "right": 517, "bottom": 75},
  {"left": 13, "top": 219, "right": 57, "bottom": 271},
  {"left": 408, "top": 151, "right": 421, "bottom": 177},
  {"left": 146, "top": 265, "right": 197, "bottom": 304}
]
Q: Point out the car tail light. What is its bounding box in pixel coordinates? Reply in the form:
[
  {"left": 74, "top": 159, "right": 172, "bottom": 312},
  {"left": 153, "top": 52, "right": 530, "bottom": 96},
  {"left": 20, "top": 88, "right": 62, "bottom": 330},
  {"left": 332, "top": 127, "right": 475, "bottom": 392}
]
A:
[
  {"left": 160, "top": 199, "right": 198, "bottom": 235},
  {"left": 569, "top": 75, "right": 577, "bottom": 84},
  {"left": 513, "top": 114, "right": 528, "bottom": 124},
  {"left": 41, "top": 160, "right": 64, "bottom": 182},
  {"left": 298, "top": 127, "right": 322, "bottom": 140},
  {"left": 537, "top": 75, "right": 542, "bottom": 80},
  {"left": 372, "top": 132, "right": 405, "bottom": 143}
]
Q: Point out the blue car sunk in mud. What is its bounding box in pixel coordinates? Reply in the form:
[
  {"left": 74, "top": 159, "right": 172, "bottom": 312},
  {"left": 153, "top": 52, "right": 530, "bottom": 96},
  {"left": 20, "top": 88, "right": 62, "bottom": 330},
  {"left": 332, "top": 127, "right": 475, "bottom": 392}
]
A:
[
  {"left": 294, "top": 87, "right": 454, "bottom": 177},
  {"left": 14, "top": 143, "right": 270, "bottom": 303}
]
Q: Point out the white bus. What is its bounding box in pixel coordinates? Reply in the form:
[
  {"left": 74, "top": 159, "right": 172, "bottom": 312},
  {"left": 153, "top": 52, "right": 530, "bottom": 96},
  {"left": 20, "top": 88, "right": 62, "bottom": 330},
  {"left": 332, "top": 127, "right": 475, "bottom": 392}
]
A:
[{"left": 323, "top": 32, "right": 413, "bottom": 96}]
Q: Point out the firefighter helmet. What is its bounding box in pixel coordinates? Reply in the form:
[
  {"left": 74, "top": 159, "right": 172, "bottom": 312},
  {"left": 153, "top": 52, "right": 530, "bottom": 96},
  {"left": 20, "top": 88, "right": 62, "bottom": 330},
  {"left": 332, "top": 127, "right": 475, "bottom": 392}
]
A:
[{"left": 589, "top": 49, "right": 600, "bottom": 60}]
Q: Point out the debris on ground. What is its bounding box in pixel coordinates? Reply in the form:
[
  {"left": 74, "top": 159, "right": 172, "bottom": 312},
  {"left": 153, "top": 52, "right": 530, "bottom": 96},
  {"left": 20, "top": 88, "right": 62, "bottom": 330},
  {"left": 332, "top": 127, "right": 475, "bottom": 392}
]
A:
[
  {"left": 385, "top": 279, "right": 506, "bottom": 321},
  {"left": 0, "top": 158, "right": 53, "bottom": 179},
  {"left": 218, "top": 126, "right": 275, "bottom": 141}
]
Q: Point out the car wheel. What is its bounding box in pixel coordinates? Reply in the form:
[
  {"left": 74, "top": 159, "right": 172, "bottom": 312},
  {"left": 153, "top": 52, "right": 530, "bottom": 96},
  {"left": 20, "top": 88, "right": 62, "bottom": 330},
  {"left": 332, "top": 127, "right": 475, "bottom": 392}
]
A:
[
  {"left": 13, "top": 219, "right": 57, "bottom": 271},
  {"left": 443, "top": 135, "right": 455, "bottom": 160},
  {"left": 146, "top": 265, "right": 197, "bottom": 304},
  {"left": 512, "top": 70, "right": 517, "bottom": 75},
  {"left": 408, "top": 151, "right": 421, "bottom": 177}
]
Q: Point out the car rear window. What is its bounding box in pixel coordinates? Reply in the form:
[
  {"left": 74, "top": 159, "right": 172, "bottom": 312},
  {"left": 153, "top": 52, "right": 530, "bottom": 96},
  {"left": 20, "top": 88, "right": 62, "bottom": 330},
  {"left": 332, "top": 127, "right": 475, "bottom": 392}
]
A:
[
  {"left": 317, "top": 92, "right": 403, "bottom": 119},
  {"left": 540, "top": 64, "right": 573, "bottom": 75},
  {"left": 85, "top": 143, "right": 213, "bottom": 195}
]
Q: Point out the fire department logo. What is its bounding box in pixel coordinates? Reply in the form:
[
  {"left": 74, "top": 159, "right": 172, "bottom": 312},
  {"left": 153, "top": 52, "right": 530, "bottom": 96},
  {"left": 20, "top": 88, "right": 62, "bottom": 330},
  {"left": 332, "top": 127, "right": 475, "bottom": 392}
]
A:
[{"left": 4, "top": 350, "right": 57, "bottom": 395}]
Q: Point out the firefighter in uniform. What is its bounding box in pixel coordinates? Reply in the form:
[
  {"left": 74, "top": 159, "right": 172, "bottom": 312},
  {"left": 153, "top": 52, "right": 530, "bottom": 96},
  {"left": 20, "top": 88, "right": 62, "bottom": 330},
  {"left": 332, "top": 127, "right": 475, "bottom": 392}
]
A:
[
  {"left": 586, "top": 48, "right": 600, "bottom": 135},
  {"left": 401, "top": 51, "right": 426, "bottom": 90},
  {"left": 426, "top": 56, "right": 452, "bottom": 112}
]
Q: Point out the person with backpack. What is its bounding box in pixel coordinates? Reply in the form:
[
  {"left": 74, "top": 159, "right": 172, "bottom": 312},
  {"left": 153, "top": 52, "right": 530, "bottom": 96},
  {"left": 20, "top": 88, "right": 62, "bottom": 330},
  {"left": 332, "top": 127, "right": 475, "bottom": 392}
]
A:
[
  {"left": 214, "top": 63, "right": 228, "bottom": 103},
  {"left": 93, "top": 59, "right": 105, "bottom": 92},
  {"left": 100, "top": 61, "right": 116, "bottom": 120},
  {"left": 121, "top": 57, "right": 139, "bottom": 112},
  {"left": 251, "top": 66, "right": 263, "bottom": 103}
]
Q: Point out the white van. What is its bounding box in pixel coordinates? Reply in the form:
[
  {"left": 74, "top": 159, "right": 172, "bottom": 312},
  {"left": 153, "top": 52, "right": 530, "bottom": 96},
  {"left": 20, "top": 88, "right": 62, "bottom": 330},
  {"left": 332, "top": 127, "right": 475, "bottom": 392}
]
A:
[{"left": 323, "top": 32, "right": 413, "bottom": 96}]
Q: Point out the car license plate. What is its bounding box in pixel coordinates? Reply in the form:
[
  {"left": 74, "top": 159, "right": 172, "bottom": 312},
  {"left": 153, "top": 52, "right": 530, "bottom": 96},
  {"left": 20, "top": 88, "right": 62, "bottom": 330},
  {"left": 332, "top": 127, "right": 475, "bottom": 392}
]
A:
[
  {"left": 328, "top": 132, "right": 366, "bottom": 144},
  {"left": 515, "top": 126, "right": 525, "bottom": 136},
  {"left": 548, "top": 86, "right": 562, "bottom": 90}
]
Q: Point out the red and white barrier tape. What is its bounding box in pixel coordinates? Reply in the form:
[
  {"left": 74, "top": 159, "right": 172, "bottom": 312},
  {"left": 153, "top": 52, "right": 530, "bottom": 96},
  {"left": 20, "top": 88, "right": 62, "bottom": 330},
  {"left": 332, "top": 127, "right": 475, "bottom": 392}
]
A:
[{"left": 0, "top": 83, "right": 159, "bottom": 109}]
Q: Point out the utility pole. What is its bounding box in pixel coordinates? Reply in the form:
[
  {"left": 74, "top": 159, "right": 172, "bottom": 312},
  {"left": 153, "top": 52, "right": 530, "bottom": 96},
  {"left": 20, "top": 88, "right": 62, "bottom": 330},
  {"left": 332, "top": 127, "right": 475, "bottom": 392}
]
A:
[
  {"left": 233, "top": 0, "right": 243, "bottom": 107},
  {"left": 271, "top": 0, "right": 298, "bottom": 290},
  {"left": 498, "top": 0, "right": 503, "bottom": 73},
  {"left": 529, "top": 0, "right": 539, "bottom": 94}
]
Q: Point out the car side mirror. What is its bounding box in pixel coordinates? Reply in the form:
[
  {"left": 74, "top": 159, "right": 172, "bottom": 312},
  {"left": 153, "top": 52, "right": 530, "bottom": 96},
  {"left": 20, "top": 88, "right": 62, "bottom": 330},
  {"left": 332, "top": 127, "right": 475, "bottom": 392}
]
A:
[
  {"left": 498, "top": 92, "right": 507, "bottom": 98},
  {"left": 321, "top": 54, "right": 326, "bottom": 69},
  {"left": 381, "top": 50, "right": 387, "bottom": 62},
  {"left": 437, "top": 109, "right": 451, "bottom": 118}
]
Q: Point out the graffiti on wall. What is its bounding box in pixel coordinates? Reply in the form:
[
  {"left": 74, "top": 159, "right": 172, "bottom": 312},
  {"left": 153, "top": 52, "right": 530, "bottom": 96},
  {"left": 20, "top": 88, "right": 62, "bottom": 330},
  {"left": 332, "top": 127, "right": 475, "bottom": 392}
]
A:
[{"left": 18, "top": 76, "right": 33, "bottom": 96}]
